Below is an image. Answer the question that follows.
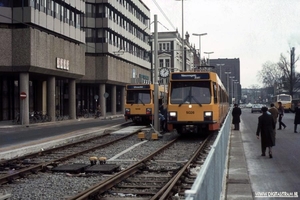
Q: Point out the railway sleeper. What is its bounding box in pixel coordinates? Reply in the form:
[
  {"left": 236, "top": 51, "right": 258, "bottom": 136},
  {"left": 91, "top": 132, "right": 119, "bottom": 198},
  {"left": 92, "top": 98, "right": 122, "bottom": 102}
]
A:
[
  {"left": 125, "top": 179, "right": 169, "bottom": 183},
  {"left": 109, "top": 189, "right": 157, "bottom": 195},
  {"left": 117, "top": 185, "right": 165, "bottom": 189}
]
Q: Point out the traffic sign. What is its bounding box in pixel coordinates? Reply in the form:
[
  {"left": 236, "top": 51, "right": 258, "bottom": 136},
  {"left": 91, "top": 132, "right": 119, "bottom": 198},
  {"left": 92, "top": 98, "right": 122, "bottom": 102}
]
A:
[
  {"left": 103, "top": 92, "right": 109, "bottom": 98},
  {"left": 20, "top": 92, "right": 27, "bottom": 99}
]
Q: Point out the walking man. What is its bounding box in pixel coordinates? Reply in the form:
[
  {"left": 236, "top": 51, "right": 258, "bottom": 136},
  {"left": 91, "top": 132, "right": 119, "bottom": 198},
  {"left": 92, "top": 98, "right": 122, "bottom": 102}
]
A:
[
  {"left": 277, "top": 102, "right": 286, "bottom": 130},
  {"left": 256, "top": 107, "right": 275, "bottom": 158},
  {"left": 232, "top": 104, "right": 242, "bottom": 130}
]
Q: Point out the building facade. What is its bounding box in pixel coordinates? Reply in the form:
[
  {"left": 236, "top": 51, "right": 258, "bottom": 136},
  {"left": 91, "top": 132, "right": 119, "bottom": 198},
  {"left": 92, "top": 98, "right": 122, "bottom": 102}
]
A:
[
  {"left": 0, "top": 0, "right": 151, "bottom": 123},
  {"left": 156, "top": 31, "right": 195, "bottom": 83},
  {"left": 210, "top": 58, "right": 241, "bottom": 103},
  {"left": 79, "top": 0, "right": 151, "bottom": 117},
  {"left": 0, "top": 0, "right": 85, "bottom": 123}
]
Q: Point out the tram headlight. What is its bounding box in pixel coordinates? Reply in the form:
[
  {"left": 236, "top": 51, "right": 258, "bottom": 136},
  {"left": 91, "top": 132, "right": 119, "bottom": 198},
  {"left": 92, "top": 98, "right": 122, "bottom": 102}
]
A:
[
  {"left": 169, "top": 112, "right": 176, "bottom": 117},
  {"left": 125, "top": 108, "right": 130, "bottom": 115},
  {"left": 204, "top": 111, "right": 213, "bottom": 121},
  {"left": 146, "top": 108, "right": 152, "bottom": 115},
  {"left": 168, "top": 111, "right": 177, "bottom": 121}
]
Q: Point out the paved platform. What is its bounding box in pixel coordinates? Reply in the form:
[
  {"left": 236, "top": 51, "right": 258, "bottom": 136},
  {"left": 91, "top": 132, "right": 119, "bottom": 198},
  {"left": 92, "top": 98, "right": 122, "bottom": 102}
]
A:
[{"left": 226, "top": 109, "right": 300, "bottom": 200}]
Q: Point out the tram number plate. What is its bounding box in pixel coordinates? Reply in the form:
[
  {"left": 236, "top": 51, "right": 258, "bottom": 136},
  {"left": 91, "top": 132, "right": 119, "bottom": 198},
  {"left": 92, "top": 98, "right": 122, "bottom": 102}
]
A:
[
  {"left": 135, "top": 108, "right": 141, "bottom": 110},
  {"left": 186, "top": 111, "right": 194, "bottom": 114}
]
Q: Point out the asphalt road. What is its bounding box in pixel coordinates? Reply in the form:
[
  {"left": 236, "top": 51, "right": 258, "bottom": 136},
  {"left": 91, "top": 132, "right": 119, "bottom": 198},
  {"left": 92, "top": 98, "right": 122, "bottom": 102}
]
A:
[
  {"left": 240, "top": 108, "right": 300, "bottom": 196},
  {"left": 0, "top": 118, "right": 127, "bottom": 148}
]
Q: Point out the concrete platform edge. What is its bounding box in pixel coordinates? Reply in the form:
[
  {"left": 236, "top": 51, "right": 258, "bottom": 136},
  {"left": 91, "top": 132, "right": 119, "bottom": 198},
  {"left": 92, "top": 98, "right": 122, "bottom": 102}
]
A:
[{"left": 225, "top": 129, "right": 254, "bottom": 200}]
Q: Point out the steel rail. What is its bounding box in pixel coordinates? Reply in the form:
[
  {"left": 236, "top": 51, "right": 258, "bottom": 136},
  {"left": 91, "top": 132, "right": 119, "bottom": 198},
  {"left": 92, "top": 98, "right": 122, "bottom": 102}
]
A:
[
  {"left": 68, "top": 138, "right": 178, "bottom": 200},
  {"left": 152, "top": 134, "right": 212, "bottom": 200},
  {"left": 0, "top": 126, "right": 138, "bottom": 185}
]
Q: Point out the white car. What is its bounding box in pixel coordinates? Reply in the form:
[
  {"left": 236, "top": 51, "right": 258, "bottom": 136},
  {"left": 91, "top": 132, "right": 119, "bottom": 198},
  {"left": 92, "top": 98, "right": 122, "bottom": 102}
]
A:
[{"left": 246, "top": 103, "right": 253, "bottom": 108}]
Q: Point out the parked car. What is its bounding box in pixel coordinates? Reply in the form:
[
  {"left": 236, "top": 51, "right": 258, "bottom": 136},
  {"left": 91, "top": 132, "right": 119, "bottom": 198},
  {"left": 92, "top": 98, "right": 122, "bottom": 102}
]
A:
[{"left": 251, "top": 104, "right": 262, "bottom": 113}]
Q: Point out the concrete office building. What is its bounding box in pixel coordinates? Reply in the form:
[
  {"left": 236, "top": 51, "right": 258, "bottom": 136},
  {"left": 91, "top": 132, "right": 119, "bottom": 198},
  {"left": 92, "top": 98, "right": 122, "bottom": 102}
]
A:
[
  {"left": 0, "top": 0, "right": 151, "bottom": 123},
  {"left": 0, "top": 0, "right": 85, "bottom": 123},
  {"left": 81, "top": 0, "right": 151, "bottom": 117},
  {"left": 210, "top": 58, "right": 241, "bottom": 103}
]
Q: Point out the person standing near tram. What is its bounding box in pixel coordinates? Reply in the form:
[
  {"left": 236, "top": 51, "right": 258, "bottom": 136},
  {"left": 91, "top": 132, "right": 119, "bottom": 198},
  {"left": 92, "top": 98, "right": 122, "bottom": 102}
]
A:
[{"left": 232, "top": 104, "right": 242, "bottom": 130}]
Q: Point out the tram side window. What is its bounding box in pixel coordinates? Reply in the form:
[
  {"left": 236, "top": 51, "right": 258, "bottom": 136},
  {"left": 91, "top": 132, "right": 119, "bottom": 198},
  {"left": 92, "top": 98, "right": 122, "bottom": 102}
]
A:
[{"left": 213, "top": 83, "right": 217, "bottom": 104}]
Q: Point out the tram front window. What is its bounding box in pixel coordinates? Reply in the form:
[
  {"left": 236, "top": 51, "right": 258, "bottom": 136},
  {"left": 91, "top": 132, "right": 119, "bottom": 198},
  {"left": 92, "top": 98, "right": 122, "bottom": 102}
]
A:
[
  {"left": 170, "top": 82, "right": 211, "bottom": 104},
  {"left": 126, "top": 90, "right": 151, "bottom": 104},
  {"left": 278, "top": 95, "right": 291, "bottom": 101}
]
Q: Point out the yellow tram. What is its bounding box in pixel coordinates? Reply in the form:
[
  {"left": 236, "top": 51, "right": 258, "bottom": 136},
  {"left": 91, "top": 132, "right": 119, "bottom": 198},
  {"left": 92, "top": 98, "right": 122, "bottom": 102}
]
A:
[
  {"left": 124, "top": 84, "right": 167, "bottom": 123},
  {"left": 167, "top": 71, "right": 229, "bottom": 134}
]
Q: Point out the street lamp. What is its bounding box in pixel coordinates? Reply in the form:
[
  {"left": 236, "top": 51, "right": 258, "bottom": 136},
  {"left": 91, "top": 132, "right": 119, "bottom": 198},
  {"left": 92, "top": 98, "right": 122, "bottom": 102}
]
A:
[
  {"left": 229, "top": 76, "right": 235, "bottom": 104},
  {"left": 234, "top": 81, "right": 239, "bottom": 103},
  {"left": 192, "top": 33, "right": 207, "bottom": 66},
  {"left": 216, "top": 63, "right": 225, "bottom": 81},
  {"left": 225, "top": 72, "right": 231, "bottom": 92},
  {"left": 176, "top": 0, "right": 186, "bottom": 71},
  {"left": 204, "top": 51, "right": 214, "bottom": 66}
]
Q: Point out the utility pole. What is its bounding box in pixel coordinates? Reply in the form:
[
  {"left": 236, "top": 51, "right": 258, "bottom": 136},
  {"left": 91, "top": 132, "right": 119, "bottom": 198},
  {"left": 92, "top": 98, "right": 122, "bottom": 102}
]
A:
[
  {"left": 154, "top": 15, "right": 159, "bottom": 132},
  {"left": 290, "top": 47, "right": 295, "bottom": 98}
]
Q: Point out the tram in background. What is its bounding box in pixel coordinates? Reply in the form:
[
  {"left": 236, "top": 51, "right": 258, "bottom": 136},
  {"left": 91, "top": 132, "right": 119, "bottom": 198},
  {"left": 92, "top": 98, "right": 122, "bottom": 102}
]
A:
[
  {"left": 124, "top": 84, "right": 167, "bottom": 123},
  {"left": 273, "top": 94, "right": 292, "bottom": 113},
  {"left": 166, "top": 71, "right": 229, "bottom": 134}
]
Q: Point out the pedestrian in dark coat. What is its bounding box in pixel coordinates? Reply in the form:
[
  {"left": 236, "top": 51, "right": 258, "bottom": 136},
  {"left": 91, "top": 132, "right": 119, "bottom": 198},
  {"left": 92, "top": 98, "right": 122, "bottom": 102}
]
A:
[
  {"left": 232, "top": 104, "right": 242, "bottom": 130},
  {"left": 289, "top": 102, "right": 300, "bottom": 133},
  {"left": 277, "top": 101, "right": 286, "bottom": 130},
  {"left": 256, "top": 106, "right": 275, "bottom": 158}
]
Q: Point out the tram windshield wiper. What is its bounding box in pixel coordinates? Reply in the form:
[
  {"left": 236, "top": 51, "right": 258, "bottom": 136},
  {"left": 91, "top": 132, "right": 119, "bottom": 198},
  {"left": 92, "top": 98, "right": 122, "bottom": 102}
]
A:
[
  {"left": 138, "top": 98, "right": 145, "bottom": 106},
  {"left": 191, "top": 96, "right": 202, "bottom": 107},
  {"left": 179, "top": 94, "right": 191, "bottom": 107},
  {"left": 179, "top": 95, "right": 202, "bottom": 107}
]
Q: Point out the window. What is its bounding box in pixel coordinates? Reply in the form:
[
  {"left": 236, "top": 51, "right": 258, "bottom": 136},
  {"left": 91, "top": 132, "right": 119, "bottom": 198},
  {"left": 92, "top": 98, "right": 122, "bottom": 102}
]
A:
[
  {"left": 166, "top": 43, "right": 170, "bottom": 51},
  {"left": 126, "top": 90, "right": 151, "bottom": 104},
  {"left": 165, "top": 59, "right": 170, "bottom": 68},
  {"left": 159, "top": 59, "right": 164, "bottom": 68},
  {"left": 55, "top": 2, "right": 60, "bottom": 18},
  {"left": 35, "top": 0, "right": 40, "bottom": 10},
  {"left": 40, "top": 0, "right": 46, "bottom": 12},
  {"left": 0, "top": 0, "right": 11, "bottom": 6},
  {"left": 29, "top": 0, "right": 34, "bottom": 7},
  {"left": 75, "top": 13, "right": 80, "bottom": 27},
  {"left": 170, "top": 81, "right": 211, "bottom": 104}
]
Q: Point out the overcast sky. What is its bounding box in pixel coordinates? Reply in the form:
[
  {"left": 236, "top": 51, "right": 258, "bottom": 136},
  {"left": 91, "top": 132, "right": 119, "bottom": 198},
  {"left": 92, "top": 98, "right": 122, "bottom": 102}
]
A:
[{"left": 142, "top": 0, "right": 300, "bottom": 88}]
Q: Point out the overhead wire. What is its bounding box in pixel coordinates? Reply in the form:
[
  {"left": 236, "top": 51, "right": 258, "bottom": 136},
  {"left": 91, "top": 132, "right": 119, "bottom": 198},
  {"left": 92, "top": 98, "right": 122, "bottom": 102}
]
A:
[{"left": 151, "top": 0, "right": 176, "bottom": 31}]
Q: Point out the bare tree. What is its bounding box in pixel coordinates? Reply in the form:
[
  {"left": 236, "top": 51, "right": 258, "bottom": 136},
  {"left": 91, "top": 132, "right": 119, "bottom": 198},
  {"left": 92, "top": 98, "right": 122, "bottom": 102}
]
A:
[
  {"left": 258, "top": 49, "right": 300, "bottom": 97},
  {"left": 277, "top": 53, "right": 300, "bottom": 96},
  {"left": 257, "top": 61, "right": 283, "bottom": 87}
]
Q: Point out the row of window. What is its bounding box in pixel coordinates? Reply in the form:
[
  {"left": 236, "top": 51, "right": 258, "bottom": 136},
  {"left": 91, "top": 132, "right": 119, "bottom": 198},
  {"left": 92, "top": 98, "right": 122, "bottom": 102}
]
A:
[
  {"left": 159, "top": 43, "right": 170, "bottom": 51},
  {"left": 85, "top": 4, "right": 149, "bottom": 44},
  {"left": 31, "top": 0, "right": 82, "bottom": 28},
  {"left": 85, "top": 0, "right": 148, "bottom": 25},
  {"left": 159, "top": 59, "right": 170, "bottom": 68},
  {"left": 85, "top": 28, "right": 149, "bottom": 60},
  {"left": 0, "top": 0, "right": 83, "bottom": 28}
]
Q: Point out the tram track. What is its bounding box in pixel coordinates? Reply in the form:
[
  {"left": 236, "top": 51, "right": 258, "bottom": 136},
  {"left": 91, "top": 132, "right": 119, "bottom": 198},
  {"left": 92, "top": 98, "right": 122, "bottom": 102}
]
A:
[
  {"left": 68, "top": 133, "right": 216, "bottom": 200},
  {"left": 0, "top": 122, "right": 137, "bottom": 185}
]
